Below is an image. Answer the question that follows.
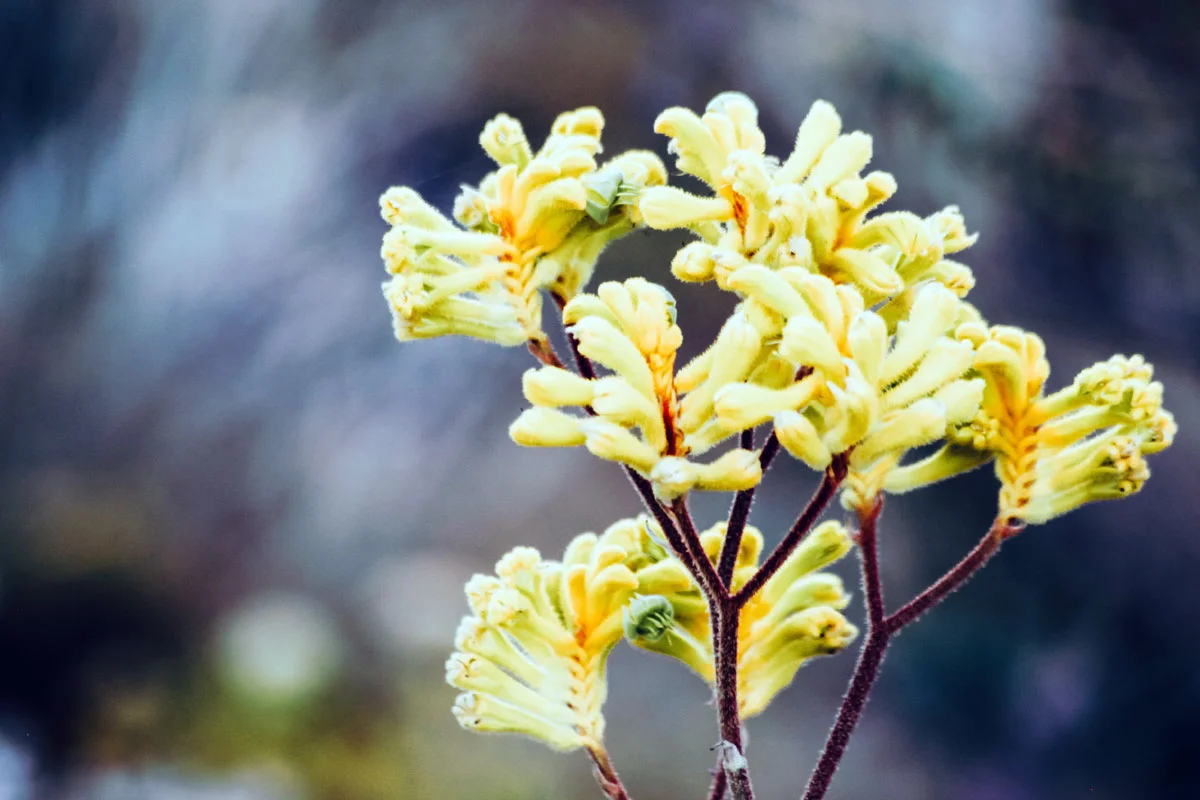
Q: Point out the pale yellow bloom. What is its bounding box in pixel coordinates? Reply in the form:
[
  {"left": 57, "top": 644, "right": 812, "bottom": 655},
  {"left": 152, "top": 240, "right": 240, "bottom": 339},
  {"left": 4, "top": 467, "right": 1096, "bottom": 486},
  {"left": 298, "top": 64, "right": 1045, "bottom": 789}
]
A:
[
  {"left": 695, "top": 274, "right": 982, "bottom": 507},
  {"left": 448, "top": 526, "right": 643, "bottom": 751},
  {"left": 509, "top": 278, "right": 762, "bottom": 499},
  {"left": 642, "top": 93, "right": 978, "bottom": 304},
  {"left": 886, "top": 327, "right": 1176, "bottom": 524},
  {"left": 381, "top": 109, "right": 665, "bottom": 348}
]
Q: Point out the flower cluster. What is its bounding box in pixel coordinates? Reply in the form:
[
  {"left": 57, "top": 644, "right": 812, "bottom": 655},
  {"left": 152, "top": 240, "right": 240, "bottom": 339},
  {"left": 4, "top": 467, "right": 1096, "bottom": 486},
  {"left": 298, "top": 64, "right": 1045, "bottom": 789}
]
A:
[
  {"left": 378, "top": 90, "right": 1178, "bottom": 772},
  {"left": 628, "top": 93, "right": 989, "bottom": 508},
  {"left": 510, "top": 277, "right": 763, "bottom": 499},
  {"left": 623, "top": 518, "right": 858, "bottom": 717},
  {"left": 381, "top": 109, "right": 665, "bottom": 348},
  {"left": 448, "top": 515, "right": 858, "bottom": 752},
  {"left": 888, "top": 339, "right": 1176, "bottom": 524},
  {"left": 447, "top": 523, "right": 645, "bottom": 752}
]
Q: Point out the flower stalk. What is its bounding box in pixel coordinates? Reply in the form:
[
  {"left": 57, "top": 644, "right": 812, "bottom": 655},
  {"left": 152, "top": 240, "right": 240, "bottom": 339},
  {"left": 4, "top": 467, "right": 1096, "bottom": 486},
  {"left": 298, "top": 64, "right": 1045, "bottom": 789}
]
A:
[{"left": 801, "top": 508, "right": 1019, "bottom": 800}]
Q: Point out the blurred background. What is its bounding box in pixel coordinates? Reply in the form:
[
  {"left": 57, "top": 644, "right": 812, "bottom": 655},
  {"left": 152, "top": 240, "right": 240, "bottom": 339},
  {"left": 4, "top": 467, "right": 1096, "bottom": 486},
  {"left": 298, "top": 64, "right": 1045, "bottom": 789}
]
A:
[{"left": 2, "top": 0, "right": 1199, "bottom": 797}]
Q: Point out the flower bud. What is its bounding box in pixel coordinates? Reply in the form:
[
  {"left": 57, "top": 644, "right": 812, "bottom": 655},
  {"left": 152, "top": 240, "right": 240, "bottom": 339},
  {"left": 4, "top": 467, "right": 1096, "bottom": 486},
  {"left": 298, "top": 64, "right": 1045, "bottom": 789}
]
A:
[
  {"left": 654, "top": 107, "right": 724, "bottom": 184},
  {"left": 773, "top": 410, "right": 832, "bottom": 470},
  {"left": 510, "top": 407, "right": 586, "bottom": 447},
  {"left": 693, "top": 448, "right": 763, "bottom": 492},
  {"left": 638, "top": 186, "right": 735, "bottom": 230},
  {"left": 569, "top": 317, "right": 656, "bottom": 400},
  {"left": 578, "top": 419, "right": 660, "bottom": 472},
  {"left": 777, "top": 100, "right": 842, "bottom": 185},
  {"left": 522, "top": 366, "right": 595, "bottom": 407},
  {"left": 480, "top": 114, "right": 533, "bottom": 168},
  {"left": 759, "top": 521, "right": 852, "bottom": 606}
]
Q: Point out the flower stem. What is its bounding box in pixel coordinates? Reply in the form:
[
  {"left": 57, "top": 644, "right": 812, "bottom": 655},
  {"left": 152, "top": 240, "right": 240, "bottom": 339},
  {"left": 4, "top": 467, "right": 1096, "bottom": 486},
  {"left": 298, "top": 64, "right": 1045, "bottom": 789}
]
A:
[
  {"left": 734, "top": 454, "right": 847, "bottom": 608},
  {"left": 587, "top": 745, "right": 632, "bottom": 800},
  {"left": 712, "top": 597, "right": 754, "bottom": 800},
  {"left": 706, "top": 763, "right": 728, "bottom": 800},
  {"left": 885, "top": 518, "right": 1014, "bottom": 632},
  {"left": 671, "top": 496, "right": 729, "bottom": 601},
  {"left": 800, "top": 510, "right": 1012, "bottom": 800},
  {"left": 527, "top": 336, "right": 565, "bottom": 368},
  {"left": 717, "top": 430, "right": 783, "bottom": 589},
  {"left": 800, "top": 499, "right": 887, "bottom": 800}
]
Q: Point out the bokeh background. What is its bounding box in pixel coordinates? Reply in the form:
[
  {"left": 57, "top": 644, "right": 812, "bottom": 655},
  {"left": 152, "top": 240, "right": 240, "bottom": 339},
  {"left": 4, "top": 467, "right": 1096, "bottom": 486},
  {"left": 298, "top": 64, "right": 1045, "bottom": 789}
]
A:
[{"left": 3, "top": 0, "right": 1199, "bottom": 797}]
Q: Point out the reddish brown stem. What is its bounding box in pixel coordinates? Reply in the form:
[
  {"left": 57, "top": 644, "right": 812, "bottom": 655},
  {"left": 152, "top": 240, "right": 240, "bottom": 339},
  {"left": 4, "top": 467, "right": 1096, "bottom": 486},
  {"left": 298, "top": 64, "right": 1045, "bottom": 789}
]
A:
[
  {"left": 706, "top": 765, "right": 728, "bottom": 800},
  {"left": 734, "top": 454, "right": 847, "bottom": 608},
  {"left": 587, "top": 746, "right": 632, "bottom": 800},
  {"left": 717, "top": 430, "right": 783, "bottom": 589},
  {"left": 671, "top": 497, "right": 729, "bottom": 602},
  {"left": 885, "top": 518, "right": 1012, "bottom": 633},
  {"left": 624, "top": 468, "right": 705, "bottom": 584},
  {"left": 801, "top": 499, "right": 887, "bottom": 800},
  {"left": 527, "top": 336, "right": 565, "bottom": 368},
  {"left": 801, "top": 511, "right": 1011, "bottom": 800},
  {"left": 712, "top": 597, "right": 754, "bottom": 800}
]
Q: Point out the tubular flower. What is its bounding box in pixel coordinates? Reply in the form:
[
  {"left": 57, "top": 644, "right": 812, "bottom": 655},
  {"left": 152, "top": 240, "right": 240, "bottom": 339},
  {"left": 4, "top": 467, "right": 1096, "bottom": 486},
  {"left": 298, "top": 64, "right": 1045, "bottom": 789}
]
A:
[
  {"left": 640, "top": 93, "right": 979, "bottom": 304},
  {"left": 700, "top": 274, "right": 983, "bottom": 507},
  {"left": 381, "top": 109, "right": 665, "bottom": 349},
  {"left": 509, "top": 278, "right": 762, "bottom": 500},
  {"left": 886, "top": 327, "right": 1176, "bottom": 524},
  {"left": 447, "top": 525, "right": 645, "bottom": 752},
  {"left": 622, "top": 518, "right": 858, "bottom": 718}
]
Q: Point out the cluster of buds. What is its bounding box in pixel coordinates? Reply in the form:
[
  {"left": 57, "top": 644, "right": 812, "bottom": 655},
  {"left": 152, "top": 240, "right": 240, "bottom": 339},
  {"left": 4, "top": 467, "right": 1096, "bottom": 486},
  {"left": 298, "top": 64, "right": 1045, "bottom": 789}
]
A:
[
  {"left": 888, "top": 339, "right": 1176, "bottom": 524},
  {"left": 510, "top": 277, "right": 764, "bottom": 500},
  {"left": 622, "top": 518, "right": 858, "bottom": 717},
  {"left": 448, "top": 515, "right": 858, "bottom": 749},
  {"left": 381, "top": 109, "right": 665, "bottom": 348},
  {"left": 447, "top": 523, "right": 646, "bottom": 752},
  {"left": 641, "top": 93, "right": 977, "bottom": 302}
]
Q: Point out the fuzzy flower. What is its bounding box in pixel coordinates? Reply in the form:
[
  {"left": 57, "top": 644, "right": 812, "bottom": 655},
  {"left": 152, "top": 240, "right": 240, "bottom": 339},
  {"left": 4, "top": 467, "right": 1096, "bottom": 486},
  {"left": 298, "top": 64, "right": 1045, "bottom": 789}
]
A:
[
  {"left": 447, "top": 525, "right": 646, "bottom": 752},
  {"left": 622, "top": 518, "right": 858, "bottom": 717},
  {"left": 886, "top": 328, "right": 1176, "bottom": 524},
  {"left": 640, "top": 93, "right": 978, "bottom": 304},
  {"left": 509, "top": 278, "right": 763, "bottom": 500},
  {"left": 381, "top": 109, "right": 665, "bottom": 348},
  {"left": 685, "top": 274, "right": 982, "bottom": 507}
]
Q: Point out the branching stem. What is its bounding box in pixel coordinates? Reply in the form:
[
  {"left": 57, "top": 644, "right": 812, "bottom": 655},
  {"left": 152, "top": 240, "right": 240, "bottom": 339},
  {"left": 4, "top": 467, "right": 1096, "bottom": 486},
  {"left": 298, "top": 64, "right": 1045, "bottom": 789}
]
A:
[
  {"left": 800, "top": 510, "right": 1015, "bottom": 800},
  {"left": 734, "top": 454, "right": 847, "bottom": 608}
]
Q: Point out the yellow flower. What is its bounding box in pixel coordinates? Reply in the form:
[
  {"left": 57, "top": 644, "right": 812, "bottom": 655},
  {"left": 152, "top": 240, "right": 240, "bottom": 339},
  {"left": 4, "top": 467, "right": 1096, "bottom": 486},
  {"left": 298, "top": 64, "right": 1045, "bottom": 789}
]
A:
[
  {"left": 641, "top": 93, "right": 977, "bottom": 304},
  {"left": 698, "top": 274, "right": 982, "bottom": 507},
  {"left": 886, "top": 327, "right": 1176, "bottom": 524},
  {"left": 509, "top": 278, "right": 762, "bottom": 499},
  {"left": 622, "top": 518, "right": 858, "bottom": 717},
  {"left": 381, "top": 109, "right": 665, "bottom": 348},
  {"left": 447, "top": 525, "right": 644, "bottom": 751}
]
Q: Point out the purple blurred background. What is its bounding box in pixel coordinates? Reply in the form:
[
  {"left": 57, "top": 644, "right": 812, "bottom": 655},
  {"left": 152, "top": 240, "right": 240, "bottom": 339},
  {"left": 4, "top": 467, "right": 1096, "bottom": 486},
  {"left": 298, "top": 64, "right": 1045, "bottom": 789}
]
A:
[{"left": 2, "top": 0, "right": 1199, "bottom": 797}]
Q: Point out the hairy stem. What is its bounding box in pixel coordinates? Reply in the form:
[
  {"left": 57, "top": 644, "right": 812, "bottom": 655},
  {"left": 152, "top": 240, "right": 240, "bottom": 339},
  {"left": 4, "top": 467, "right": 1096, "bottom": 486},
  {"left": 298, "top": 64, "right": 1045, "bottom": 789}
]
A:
[
  {"left": 734, "top": 454, "right": 847, "bottom": 607},
  {"left": 706, "top": 763, "right": 728, "bottom": 800},
  {"left": 587, "top": 746, "right": 632, "bottom": 800},
  {"left": 712, "top": 597, "right": 754, "bottom": 800},
  {"left": 801, "top": 510, "right": 1012, "bottom": 800},
  {"left": 527, "top": 336, "right": 565, "bottom": 368},
  {"left": 671, "top": 497, "right": 729, "bottom": 602},
  {"left": 801, "top": 498, "right": 887, "bottom": 800},
  {"left": 885, "top": 518, "right": 1013, "bottom": 632},
  {"left": 617, "top": 467, "right": 699, "bottom": 574},
  {"left": 717, "top": 430, "right": 783, "bottom": 589}
]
